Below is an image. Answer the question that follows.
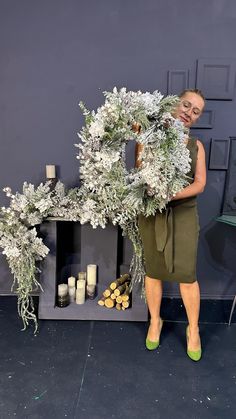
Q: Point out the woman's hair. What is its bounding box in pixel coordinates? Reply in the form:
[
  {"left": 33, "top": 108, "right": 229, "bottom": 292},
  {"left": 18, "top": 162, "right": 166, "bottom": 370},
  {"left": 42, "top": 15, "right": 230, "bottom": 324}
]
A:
[{"left": 179, "top": 88, "right": 205, "bottom": 104}]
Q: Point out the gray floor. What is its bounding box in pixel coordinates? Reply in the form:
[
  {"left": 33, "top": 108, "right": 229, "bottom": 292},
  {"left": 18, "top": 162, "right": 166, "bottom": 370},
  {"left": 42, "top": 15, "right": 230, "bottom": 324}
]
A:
[{"left": 0, "top": 297, "right": 236, "bottom": 419}]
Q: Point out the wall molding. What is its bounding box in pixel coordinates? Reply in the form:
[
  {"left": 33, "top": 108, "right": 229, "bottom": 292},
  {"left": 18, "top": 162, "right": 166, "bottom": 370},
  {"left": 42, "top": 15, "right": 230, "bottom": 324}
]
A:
[
  {"left": 196, "top": 58, "right": 236, "bottom": 100},
  {"left": 222, "top": 137, "right": 236, "bottom": 214},
  {"left": 167, "top": 70, "right": 189, "bottom": 95},
  {"left": 209, "top": 138, "right": 230, "bottom": 170},
  {"left": 192, "top": 109, "right": 214, "bottom": 129}
]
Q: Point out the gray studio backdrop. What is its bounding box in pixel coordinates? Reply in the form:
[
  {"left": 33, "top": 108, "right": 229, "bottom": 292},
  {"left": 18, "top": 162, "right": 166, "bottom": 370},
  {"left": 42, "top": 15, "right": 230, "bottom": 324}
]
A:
[{"left": 0, "top": 0, "right": 236, "bottom": 299}]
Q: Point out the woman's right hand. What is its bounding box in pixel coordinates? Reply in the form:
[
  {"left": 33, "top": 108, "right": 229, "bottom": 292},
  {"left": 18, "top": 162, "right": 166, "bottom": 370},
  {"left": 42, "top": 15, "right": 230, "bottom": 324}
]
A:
[{"left": 132, "top": 122, "right": 141, "bottom": 133}]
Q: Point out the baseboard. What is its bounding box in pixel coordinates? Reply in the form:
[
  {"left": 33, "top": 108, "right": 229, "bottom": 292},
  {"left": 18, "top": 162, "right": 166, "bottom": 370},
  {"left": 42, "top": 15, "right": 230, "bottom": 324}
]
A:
[
  {"left": 0, "top": 296, "right": 235, "bottom": 324},
  {"left": 161, "top": 297, "right": 235, "bottom": 324}
]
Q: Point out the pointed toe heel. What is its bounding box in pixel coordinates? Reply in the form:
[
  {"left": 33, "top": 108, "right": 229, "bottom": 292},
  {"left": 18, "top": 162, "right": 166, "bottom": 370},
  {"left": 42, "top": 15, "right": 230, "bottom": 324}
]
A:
[
  {"left": 146, "top": 338, "right": 160, "bottom": 351},
  {"left": 187, "top": 348, "right": 202, "bottom": 362},
  {"left": 145, "top": 319, "right": 163, "bottom": 351},
  {"left": 186, "top": 326, "right": 202, "bottom": 362}
]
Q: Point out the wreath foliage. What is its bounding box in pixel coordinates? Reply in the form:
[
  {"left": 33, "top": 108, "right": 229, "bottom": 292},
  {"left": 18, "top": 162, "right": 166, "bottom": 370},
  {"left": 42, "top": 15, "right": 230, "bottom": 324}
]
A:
[{"left": 0, "top": 88, "right": 191, "bottom": 331}]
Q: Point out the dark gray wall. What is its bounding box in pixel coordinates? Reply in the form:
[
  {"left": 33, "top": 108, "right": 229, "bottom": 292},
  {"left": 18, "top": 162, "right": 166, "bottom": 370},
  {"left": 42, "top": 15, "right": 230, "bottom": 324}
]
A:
[{"left": 1, "top": 0, "right": 236, "bottom": 298}]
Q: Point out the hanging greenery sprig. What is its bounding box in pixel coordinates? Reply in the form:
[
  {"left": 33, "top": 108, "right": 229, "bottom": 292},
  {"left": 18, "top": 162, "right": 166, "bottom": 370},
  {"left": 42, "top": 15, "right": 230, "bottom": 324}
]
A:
[{"left": 0, "top": 182, "right": 82, "bottom": 332}]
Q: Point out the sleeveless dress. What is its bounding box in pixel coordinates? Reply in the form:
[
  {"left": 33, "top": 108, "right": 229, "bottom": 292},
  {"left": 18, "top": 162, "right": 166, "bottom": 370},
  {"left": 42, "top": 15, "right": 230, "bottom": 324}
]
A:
[{"left": 138, "top": 137, "right": 199, "bottom": 283}]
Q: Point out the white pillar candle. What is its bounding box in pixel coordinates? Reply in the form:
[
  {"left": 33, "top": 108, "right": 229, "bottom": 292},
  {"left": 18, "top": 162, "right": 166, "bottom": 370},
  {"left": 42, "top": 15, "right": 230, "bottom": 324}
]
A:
[
  {"left": 77, "top": 279, "right": 85, "bottom": 289},
  {"left": 46, "top": 165, "right": 56, "bottom": 179},
  {"left": 87, "top": 264, "right": 97, "bottom": 286},
  {"left": 78, "top": 272, "right": 86, "bottom": 281},
  {"left": 86, "top": 284, "right": 96, "bottom": 300},
  {"left": 68, "top": 286, "right": 76, "bottom": 302},
  {"left": 68, "top": 276, "right": 76, "bottom": 287},
  {"left": 76, "top": 280, "right": 86, "bottom": 304},
  {"left": 58, "top": 283, "right": 68, "bottom": 297}
]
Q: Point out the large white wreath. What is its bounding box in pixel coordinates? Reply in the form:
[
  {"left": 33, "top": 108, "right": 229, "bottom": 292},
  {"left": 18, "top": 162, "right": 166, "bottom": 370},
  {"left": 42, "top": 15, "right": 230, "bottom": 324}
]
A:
[
  {"left": 76, "top": 87, "right": 191, "bottom": 293},
  {"left": 77, "top": 87, "right": 190, "bottom": 227},
  {"left": 0, "top": 88, "right": 191, "bottom": 331}
]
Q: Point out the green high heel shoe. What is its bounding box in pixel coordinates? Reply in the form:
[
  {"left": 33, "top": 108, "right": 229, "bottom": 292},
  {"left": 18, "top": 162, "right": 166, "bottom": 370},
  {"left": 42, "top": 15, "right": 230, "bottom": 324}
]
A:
[
  {"left": 146, "top": 319, "right": 163, "bottom": 351},
  {"left": 186, "top": 326, "right": 202, "bottom": 361}
]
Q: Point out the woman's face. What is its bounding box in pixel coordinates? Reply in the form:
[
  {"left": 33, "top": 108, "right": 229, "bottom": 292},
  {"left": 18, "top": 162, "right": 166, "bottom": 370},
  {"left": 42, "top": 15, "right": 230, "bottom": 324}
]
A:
[{"left": 174, "top": 92, "right": 205, "bottom": 128}]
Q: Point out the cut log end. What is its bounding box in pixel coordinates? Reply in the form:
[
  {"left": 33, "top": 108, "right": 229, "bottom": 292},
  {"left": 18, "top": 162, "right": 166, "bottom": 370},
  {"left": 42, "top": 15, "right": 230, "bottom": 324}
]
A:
[
  {"left": 110, "top": 274, "right": 131, "bottom": 290},
  {"left": 104, "top": 298, "right": 115, "bottom": 308},
  {"left": 103, "top": 288, "right": 111, "bottom": 298},
  {"left": 116, "top": 295, "right": 123, "bottom": 304}
]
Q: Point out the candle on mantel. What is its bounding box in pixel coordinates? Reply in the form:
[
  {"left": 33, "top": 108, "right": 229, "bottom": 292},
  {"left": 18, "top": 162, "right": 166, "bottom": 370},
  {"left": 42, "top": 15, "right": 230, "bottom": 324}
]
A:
[
  {"left": 57, "top": 294, "right": 69, "bottom": 308},
  {"left": 86, "top": 284, "right": 96, "bottom": 300},
  {"left": 68, "top": 276, "right": 76, "bottom": 288},
  {"left": 77, "top": 279, "right": 86, "bottom": 289},
  {"left": 68, "top": 286, "right": 76, "bottom": 302},
  {"left": 87, "top": 264, "right": 97, "bottom": 286},
  {"left": 46, "top": 165, "right": 56, "bottom": 179},
  {"left": 58, "top": 283, "right": 68, "bottom": 297},
  {"left": 76, "top": 280, "right": 86, "bottom": 304},
  {"left": 78, "top": 272, "right": 86, "bottom": 281}
]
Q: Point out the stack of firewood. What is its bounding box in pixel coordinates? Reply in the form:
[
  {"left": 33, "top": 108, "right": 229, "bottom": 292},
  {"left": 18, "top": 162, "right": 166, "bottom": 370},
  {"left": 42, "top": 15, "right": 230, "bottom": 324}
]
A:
[{"left": 98, "top": 274, "right": 131, "bottom": 310}]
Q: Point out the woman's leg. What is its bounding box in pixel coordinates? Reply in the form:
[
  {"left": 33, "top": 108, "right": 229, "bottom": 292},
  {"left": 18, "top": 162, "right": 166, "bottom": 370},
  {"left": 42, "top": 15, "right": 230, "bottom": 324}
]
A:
[
  {"left": 179, "top": 281, "right": 201, "bottom": 350},
  {"left": 145, "top": 276, "right": 163, "bottom": 341}
]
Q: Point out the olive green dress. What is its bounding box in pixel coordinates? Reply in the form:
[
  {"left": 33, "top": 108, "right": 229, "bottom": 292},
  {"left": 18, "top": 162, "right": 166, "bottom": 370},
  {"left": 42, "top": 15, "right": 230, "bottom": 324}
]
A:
[{"left": 138, "top": 137, "right": 199, "bottom": 283}]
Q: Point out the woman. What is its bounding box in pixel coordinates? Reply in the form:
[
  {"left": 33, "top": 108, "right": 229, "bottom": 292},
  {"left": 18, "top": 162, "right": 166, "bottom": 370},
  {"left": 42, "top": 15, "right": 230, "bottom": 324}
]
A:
[{"left": 136, "top": 89, "right": 206, "bottom": 361}]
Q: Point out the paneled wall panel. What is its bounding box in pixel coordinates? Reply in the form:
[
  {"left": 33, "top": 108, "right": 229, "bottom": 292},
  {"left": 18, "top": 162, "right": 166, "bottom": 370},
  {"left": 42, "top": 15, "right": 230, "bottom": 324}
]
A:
[
  {"left": 222, "top": 137, "right": 236, "bottom": 214},
  {"left": 196, "top": 58, "right": 236, "bottom": 100},
  {"left": 167, "top": 70, "right": 189, "bottom": 95},
  {"left": 209, "top": 138, "right": 230, "bottom": 170},
  {"left": 192, "top": 110, "right": 214, "bottom": 129}
]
